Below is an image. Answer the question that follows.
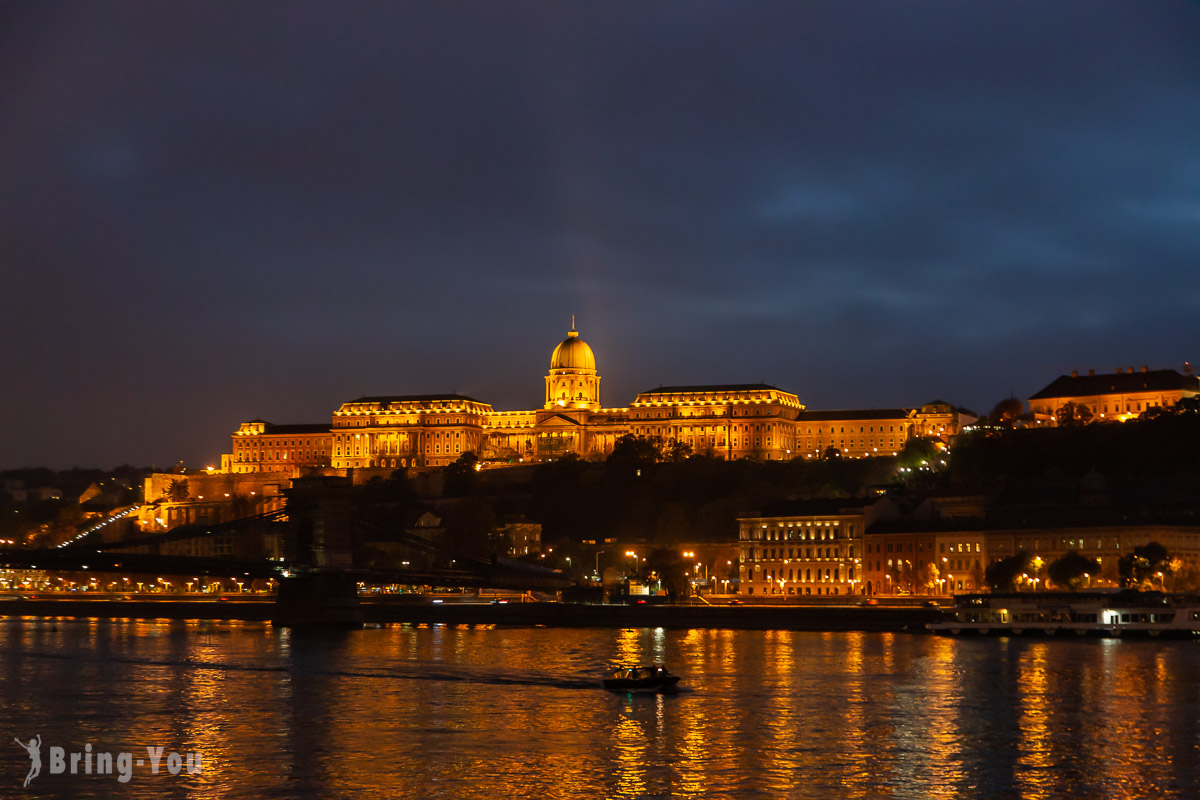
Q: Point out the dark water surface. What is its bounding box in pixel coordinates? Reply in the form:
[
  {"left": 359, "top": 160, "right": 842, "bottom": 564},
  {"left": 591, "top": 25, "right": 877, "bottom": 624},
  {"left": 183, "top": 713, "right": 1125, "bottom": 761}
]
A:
[{"left": 1, "top": 617, "right": 1198, "bottom": 798}]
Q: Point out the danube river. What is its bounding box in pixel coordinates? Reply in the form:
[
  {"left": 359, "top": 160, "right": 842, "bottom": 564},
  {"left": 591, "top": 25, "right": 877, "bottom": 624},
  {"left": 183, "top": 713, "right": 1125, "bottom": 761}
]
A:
[{"left": 2, "top": 617, "right": 1198, "bottom": 798}]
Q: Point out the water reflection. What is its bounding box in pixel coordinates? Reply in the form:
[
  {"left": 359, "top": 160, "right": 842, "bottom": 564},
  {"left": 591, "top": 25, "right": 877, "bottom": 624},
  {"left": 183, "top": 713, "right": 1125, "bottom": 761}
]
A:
[{"left": 2, "top": 620, "right": 1200, "bottom": 798}]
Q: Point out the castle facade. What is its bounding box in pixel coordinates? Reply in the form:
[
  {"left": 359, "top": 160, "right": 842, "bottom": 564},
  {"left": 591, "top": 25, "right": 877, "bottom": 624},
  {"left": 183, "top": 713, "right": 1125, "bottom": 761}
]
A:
[{"left": 223, "top": 326, "right": 974, "bottom": 473}]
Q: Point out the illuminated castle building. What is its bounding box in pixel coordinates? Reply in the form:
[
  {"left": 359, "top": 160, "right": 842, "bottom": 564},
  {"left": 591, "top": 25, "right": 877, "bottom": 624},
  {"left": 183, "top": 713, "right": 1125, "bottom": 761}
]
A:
[
  {"left": 1028, "top": 366, "right": 1199, "bottom": 423},
  {"left": 223, "top": 324, "right": 974, "bottom": 473}
]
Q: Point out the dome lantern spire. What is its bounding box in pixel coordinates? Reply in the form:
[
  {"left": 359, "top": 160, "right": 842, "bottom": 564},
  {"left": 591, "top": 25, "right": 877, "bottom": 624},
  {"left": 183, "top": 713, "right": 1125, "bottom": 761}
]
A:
[{"left": 545, "top": 323, "right": 600, "bottom": 410}]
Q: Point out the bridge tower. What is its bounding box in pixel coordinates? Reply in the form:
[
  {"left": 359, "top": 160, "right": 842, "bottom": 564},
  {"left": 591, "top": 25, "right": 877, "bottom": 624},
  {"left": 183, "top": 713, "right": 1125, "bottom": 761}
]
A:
[{"left": 272, "top": 476, "right": 362, "bottom": 627}]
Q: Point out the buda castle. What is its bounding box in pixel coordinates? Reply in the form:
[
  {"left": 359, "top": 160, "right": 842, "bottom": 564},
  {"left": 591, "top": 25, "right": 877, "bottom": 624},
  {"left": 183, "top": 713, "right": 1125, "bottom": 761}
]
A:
[{"left": 222, "top": 325, "right": 974, "bottom": 474}]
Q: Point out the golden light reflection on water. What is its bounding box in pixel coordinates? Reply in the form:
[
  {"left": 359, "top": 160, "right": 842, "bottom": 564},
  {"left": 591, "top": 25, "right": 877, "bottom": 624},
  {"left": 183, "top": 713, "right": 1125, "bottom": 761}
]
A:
[
  {"left": 3, "top": 620, "right": 1200, "bottom": 798},
  {"left": 611, "top": 704, "right": 650, "bottom": 797},
  {"left": 837, "top": 631, "right": 877, "bottom": 799},
  {"left": 1016, "top": 642, "right": 1054, "bottom": 800},
  {"left": 918, "top": 635, "right": 970, "bottom": 798},
  {"left": 614, "top": 627, "right": 642, "bottom": 667},
  {"left": 757, "top": 630, "right": 802, "bottom": 794},
  {"left": 1079, "top": 638, "right": 1181, "bottom": 798}
]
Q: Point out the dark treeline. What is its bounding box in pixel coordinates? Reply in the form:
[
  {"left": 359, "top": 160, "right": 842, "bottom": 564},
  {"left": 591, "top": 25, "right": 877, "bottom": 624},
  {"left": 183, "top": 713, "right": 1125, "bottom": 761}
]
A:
[
  {"left": 422, "top": 437, "right": 899, "bottom": 561},
  {"left": 0, "top": 466, "right": 151, "bottom": 545},
  {"left": 526, "top": 451, "right": 894, "bottom": 546},
  {"left": 948, "top": 413, "right": 1200, "bottom": 512}
]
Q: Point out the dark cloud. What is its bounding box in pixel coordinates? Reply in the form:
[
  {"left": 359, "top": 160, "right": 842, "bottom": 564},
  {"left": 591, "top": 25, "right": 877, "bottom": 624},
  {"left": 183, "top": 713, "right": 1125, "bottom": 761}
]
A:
[{"left": 2, "top": 1, "right": 1198, "bottom": 468}]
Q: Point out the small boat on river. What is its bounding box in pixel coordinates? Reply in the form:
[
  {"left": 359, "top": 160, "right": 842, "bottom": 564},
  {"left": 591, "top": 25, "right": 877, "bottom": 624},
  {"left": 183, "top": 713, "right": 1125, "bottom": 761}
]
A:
[
  {"left": 927, "top": 590, "right": 1200, "bottom": 638},
  {"left": 603, "top": 664, "right": 681, "bottom": 692}
]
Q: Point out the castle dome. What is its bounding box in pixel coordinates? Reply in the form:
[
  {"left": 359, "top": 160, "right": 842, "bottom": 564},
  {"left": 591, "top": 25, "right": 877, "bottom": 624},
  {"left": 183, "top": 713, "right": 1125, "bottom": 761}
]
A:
[{"left": 550, "top": 328, "right": 596, "bottom": 372}]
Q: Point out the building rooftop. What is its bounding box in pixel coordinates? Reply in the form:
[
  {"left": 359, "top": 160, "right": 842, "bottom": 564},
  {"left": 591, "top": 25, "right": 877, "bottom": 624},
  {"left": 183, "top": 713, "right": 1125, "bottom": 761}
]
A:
[
  {"left": 796, "top": 408, "right": 911, "bottom": 421},
  {"left": 920, "top": 400, "right": 979, "bottom": 417},
  {"left": 245, "top": 420, "right": 330, "bottom": 435},
  {"left": 638, "top": 383, "right": 788, "bottom": 395},
  {"left": 347, "top": 393, "right": 489, "bottom": 406}
]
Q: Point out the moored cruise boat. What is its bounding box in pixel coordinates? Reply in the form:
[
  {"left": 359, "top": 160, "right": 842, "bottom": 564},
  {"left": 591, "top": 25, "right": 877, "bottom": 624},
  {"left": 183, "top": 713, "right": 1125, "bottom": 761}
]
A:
[{"left": 927, "top": 590, "right": 1200, "bottom": 637}]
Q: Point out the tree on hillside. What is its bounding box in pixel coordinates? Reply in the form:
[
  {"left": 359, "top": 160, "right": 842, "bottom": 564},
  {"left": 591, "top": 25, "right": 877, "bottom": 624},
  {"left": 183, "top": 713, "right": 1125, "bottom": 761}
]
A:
[
  {"left": 42, "top": 505, "right": 86, "bottom": 548},
  {"left": 165, "top": 478, "right": 189, "bottom": 502},
  {"left": 609, "top": 434, "right": 664, "bottom": 469},
  {"left": 1057, "top": 401, "right": 1094, "bottom": 427},
  {"left": 1140, "top": 405, "right": 1172, "bottom": 421},
  {"left": 662, "top": 438, "right": 693, "bottom": 463},
  {"left": 897, "top": 437, "right": 939, "bottom": 472},
  {"left": 443, "top": 451, "right": 480, "bottom": 496},
  {"left": 1166, "top": 396, "right": 1200, "bottom": 416},
  {"left": 989, "top": 396, "right": 1026, "bottom": 428},
  {"left": 822, "top": 446, "right": 842, "bottom": 461},
  {"left": 1047, "top": 550, "right": 1101, "bottom": 590}
]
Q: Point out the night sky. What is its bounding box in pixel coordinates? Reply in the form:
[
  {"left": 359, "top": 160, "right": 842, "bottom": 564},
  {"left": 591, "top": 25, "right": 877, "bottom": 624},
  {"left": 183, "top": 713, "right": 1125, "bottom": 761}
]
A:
[{"left": 3, "top": 2, "right": 1198, "bottom": 470}]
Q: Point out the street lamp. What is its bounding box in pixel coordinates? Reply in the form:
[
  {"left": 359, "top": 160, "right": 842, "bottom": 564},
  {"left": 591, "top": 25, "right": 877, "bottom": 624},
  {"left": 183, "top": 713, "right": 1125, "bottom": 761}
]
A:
[
  {"left": 625, "top": 550, "right": 640, "bottom": 574},
  {"left": 594, "top": 549, "right": 605, "bottom": 579}
]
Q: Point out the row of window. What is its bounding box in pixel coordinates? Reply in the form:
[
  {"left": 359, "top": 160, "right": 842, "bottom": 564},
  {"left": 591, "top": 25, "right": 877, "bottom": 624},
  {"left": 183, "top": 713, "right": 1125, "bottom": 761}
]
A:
[
  {"left": 236, "top": 438, "right": 324, "bottom": 448},
  {"left": 868, "top": 557, "right": 980, "bottom": 573},
  {"left": 746, "top": 586, "right": 843, "bottom": 595},
  {"left": 749, "top": 524, "right": 851, "bottom": 541},
  {"left": 631, "top": 405, "right": 783, "bottom": 420},
  {"left": 867, "top": 541, "right": 981, "bottom": 555},
  {"left": 237, "top": 450, "right": 327, "bottom": 462},
  {"left": 801, "top": 424, "right": 905, "bottom": 435},
  {"left": 747, "top": 566, "right": 846, "bottom": 582},
  {"left": 804, "top": 438, "right": 898, "bottom": 450},
  {"left": 747, "top": 546, "right": 849, "bottom": 560},
  {"left": 340, "top": 415, "right": 474, "bottom": 427}
]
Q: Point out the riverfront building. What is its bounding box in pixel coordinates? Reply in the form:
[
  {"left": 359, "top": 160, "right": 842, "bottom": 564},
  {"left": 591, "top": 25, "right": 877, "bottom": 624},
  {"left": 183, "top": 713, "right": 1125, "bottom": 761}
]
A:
[
  {"left": 219, "top": 325, "right": 975, "bottom": 473},
  {"left": 737, "top": 499, "right": 898, "bottom": 597},
  {"left": 856, "top": 518, "right": 1200, "bottom": 597}
]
